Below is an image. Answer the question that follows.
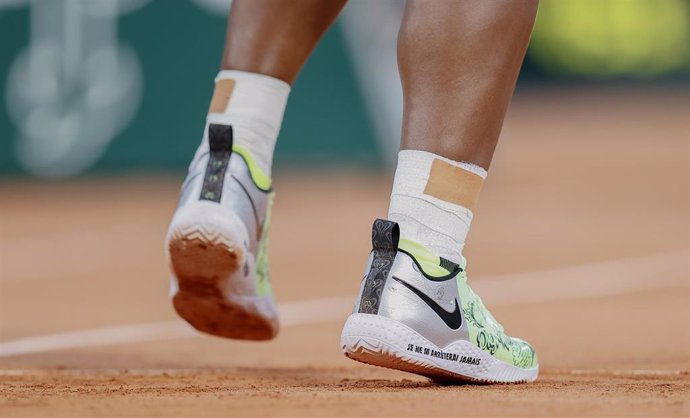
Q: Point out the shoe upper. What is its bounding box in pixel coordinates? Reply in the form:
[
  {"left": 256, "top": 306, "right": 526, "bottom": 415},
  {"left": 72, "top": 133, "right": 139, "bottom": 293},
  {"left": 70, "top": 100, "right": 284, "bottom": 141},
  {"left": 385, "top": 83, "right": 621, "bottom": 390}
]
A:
[
  {"left": 354, "top": 219, "right": 538, "bottom": 369},
  {"left": 173, "top": 122, "right": 274, "bottom": 297}
]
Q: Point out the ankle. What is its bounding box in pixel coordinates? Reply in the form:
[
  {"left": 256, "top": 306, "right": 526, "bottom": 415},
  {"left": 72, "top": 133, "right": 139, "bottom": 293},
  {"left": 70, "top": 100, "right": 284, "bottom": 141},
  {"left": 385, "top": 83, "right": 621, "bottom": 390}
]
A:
[
  {"left": 388, "top": 150, "right": 487, "bottom": 264},
  {"left": 204, "top": 70, "right": 291, "bottom": 177}
]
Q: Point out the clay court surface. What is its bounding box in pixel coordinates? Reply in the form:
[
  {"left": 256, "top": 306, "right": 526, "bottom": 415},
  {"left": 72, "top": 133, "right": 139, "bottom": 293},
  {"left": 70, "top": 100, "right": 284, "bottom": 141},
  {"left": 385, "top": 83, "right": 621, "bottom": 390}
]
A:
[{"left": 1, "top": 90, "right": 688, "bottom": 416}]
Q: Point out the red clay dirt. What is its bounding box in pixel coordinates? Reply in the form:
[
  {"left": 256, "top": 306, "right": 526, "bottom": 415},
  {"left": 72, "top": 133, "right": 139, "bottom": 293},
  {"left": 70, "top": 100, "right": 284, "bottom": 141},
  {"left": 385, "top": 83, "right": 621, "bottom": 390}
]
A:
[{"left": 1, "top": 89, "right": 688, "bottom": 417}]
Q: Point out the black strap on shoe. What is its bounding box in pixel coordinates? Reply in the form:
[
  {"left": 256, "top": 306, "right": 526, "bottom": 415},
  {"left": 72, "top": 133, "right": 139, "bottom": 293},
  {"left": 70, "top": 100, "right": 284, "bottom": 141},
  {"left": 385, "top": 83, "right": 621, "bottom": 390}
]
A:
[
  {"left": 371, "top": 218, "right": 399, "bottom": 251},
  {"left": 358, "top": 219, "right": 399, "bottom": 314},
  {"left": 200, "top": 123, "right": 233, "bottom": 202}
]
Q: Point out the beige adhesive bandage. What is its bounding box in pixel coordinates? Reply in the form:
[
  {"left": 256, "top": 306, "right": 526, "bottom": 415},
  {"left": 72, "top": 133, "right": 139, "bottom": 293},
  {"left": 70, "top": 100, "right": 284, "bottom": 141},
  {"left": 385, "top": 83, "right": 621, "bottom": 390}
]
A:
[
  {"left": 208, "top": 79, "right": 235, "bottom": 114},
  {"left": 423, "top": 158, "right": 485, "bottom": 212}
]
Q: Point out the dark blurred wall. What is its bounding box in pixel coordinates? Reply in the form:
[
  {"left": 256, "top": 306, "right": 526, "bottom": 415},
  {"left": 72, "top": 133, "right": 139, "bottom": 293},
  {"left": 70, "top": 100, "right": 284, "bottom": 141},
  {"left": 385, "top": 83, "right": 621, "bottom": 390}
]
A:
[
  {"left": 1, "top": 0, "right": 687, "bottom": 177},
  {"left": 0, "top": 1, "right": 378, "bottom": 176}
]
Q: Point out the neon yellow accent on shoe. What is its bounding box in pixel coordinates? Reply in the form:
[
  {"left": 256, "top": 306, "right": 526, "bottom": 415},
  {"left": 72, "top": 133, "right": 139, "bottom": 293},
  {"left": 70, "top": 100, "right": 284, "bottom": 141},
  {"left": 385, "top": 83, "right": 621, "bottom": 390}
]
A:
[
  {"left": 232, "top": 145, "right": 272, "bottom": 191},
  {"left": 398, "top": 237, "right": 538, "bottom": 369},
  {"left": 254, "top": 192, "right": 274, "bottom": 297},
  {"left": 455, "top": 261, "right": 538, "bottom": 369},
  {"left": 398, "top": 238, "right": 452, "bottom": 277}
]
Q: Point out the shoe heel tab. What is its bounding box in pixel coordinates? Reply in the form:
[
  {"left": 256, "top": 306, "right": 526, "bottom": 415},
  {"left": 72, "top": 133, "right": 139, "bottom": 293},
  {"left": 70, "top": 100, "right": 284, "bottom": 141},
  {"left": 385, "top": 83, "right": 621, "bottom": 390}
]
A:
[
  {"left": 208, "top": 123, "right": 233, "bottom": 151},
  {"left": 200, "top": 124, "right": 233, "bottom": 203},
  {"left": 358, "top": 219, "right": 398, "bottom": 315},
  {"left": 371, "top": 219, "right": 399, "bottom": 251}
]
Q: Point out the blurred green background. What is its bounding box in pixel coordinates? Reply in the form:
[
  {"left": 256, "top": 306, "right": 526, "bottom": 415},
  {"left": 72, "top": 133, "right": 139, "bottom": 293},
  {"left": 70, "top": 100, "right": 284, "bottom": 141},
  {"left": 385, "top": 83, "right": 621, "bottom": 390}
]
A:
[{"left": 0, "top": 0, "right": 688, "bottom": 177}]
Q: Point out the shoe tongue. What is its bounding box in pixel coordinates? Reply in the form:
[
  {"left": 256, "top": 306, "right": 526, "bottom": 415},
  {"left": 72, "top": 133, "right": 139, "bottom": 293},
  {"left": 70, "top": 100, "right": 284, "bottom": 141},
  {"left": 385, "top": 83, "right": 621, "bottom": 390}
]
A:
[{"left": 371, "top": 219, "right": 399, "bottom": 251}]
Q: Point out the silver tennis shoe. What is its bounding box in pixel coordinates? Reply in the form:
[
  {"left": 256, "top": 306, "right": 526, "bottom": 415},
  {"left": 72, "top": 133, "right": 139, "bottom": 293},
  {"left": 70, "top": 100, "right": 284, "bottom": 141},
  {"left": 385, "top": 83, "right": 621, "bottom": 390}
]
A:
[
  {"left": 165, "top": 123, "right": 278, "bottom": 340},
  {"left": 341, "top": 219, "right": 539, "bottom": 383}
]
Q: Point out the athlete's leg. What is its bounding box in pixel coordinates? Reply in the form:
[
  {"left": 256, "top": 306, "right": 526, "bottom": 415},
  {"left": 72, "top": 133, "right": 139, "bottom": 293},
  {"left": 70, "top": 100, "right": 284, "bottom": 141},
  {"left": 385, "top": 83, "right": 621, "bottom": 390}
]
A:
[
  {"left": 166, "top": 0, "right": 346, "bottom": 340},
  {"left": 399, "top": 0, "right": 538, "bottom": 167},
  {"left": 222, "top": 0, "right": 348, "bottom": 84},
  {"left": 342, "top": 0, "right": 540, "bottom": 383},
  {"left": 210, "top": 0, "right": 348, "bottom": 176},
  {"left": 390, "top": 0, "right": 538, "bottom": 261}
]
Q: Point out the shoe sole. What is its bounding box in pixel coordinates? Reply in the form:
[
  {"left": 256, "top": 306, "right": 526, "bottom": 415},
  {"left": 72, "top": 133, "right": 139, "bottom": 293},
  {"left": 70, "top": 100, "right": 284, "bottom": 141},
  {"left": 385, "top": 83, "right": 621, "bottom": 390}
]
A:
[
  {"left": 341, "top": 313, "right": 538, "bottom": 384},
  {"left": 167, "top": 224, "right": 278, "bottom": 341}
]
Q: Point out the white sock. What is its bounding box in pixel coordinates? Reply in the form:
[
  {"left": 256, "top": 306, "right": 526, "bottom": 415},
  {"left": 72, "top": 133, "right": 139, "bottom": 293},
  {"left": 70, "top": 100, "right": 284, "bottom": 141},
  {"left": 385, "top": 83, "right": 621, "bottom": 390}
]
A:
[
  {"left": 388, "top": 150, "right": 487, "bottom": 263},
  {"left": 203, "top": 70, "right": 291, "bottom": 177}
]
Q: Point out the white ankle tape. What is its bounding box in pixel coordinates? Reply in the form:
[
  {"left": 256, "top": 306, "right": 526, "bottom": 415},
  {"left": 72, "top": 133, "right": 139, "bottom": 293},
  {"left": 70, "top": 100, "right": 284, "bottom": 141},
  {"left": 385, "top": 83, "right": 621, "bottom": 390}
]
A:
[
  {"left": 204, "top": 70, "right": 290, "bottom": 177},
  {"left": 388, "top": 150, "right": 487, "bottom": 263}
]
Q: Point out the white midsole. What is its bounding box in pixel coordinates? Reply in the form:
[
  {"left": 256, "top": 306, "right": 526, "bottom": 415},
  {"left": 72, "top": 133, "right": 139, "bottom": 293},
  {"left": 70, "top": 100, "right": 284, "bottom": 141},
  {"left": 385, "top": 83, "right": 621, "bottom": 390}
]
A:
[
  {"left": 341, "top": 313, "right": 538, "bottom": 383},
  {"left": 165, "top": 201, "right": 278, "bottom": 321},
  {"left": 165, "top": 201, "right": 249, "bottom": 255}
]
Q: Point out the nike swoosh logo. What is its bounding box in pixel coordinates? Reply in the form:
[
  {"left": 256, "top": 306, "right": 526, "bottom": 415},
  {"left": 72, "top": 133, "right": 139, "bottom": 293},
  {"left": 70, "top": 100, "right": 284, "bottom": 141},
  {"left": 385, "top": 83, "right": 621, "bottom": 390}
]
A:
[{"left": 392, "top": 276, "right": 462, "bottom": 330}]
